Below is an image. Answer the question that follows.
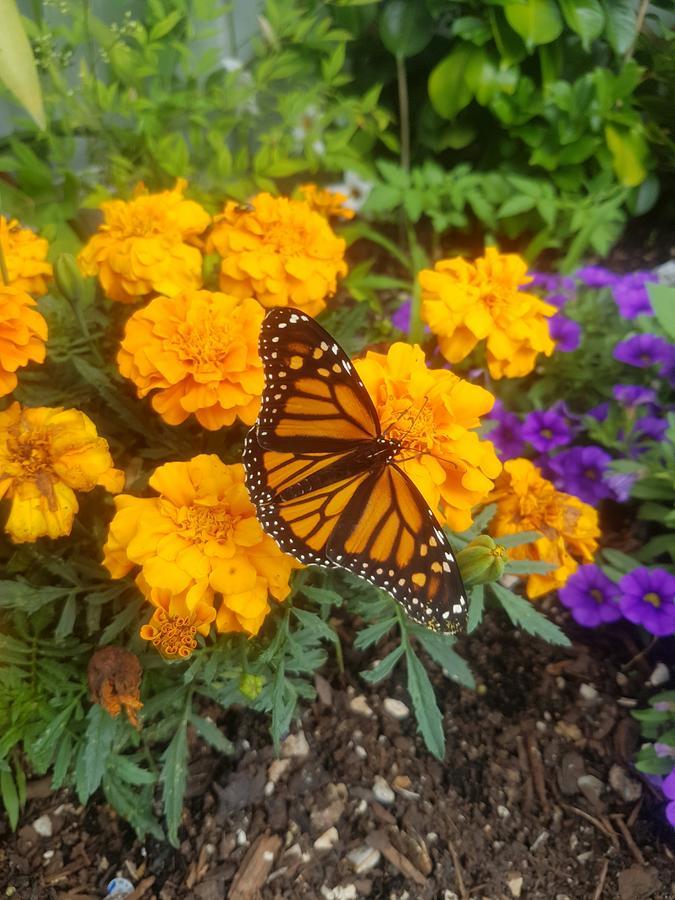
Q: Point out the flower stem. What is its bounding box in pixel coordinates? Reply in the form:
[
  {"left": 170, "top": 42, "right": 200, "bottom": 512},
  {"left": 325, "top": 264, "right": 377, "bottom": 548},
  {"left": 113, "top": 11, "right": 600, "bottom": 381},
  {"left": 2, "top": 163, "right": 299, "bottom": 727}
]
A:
[
  {"left": 396, "top": 54, "right": 410, "bottom": 173},
  {"left": 406, "top": 221, "right": 425, "bottom": 344}
]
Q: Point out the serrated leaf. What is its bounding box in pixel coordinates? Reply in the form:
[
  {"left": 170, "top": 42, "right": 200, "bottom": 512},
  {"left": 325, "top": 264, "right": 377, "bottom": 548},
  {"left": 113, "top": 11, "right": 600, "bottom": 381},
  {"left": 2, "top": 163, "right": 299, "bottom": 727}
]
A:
[
  {"left": 99, "top": 597, "right": 143, "bottom": 644},
  {"left": 360, "top": 644, "right": 404, "bottom": 684},
  {"left": 405, "top": 646, "right": 445, "bottom": 759},
  {"left": 109, "top": 755, "right": 156, "bottom": 786},
  {"left": 497, "top": 530, "right": 542, "bottom": 548},
  {"left": 161, "top": 718, "right": 189, "bottom": 847},
  {"left": 411, "top": 627, "right": 475, "bottom": 689},
  {"left": 490, "top": 583, "right": 571, "bottom": 646},
  {"left": 601, "top": 548, "right": 638, "bottom": 573},
  {"left": 292, "top": 607, "right": 338, "bottom": 645},
  {"left": 55, "top": 594, "right": 77, "bottom": 639},
  {"left": 103, "top": 773, "right": 164, "bottom": 841},
  {"left": 75, "top": 705, "right": 116, "bottom": 803},
  {"left": 51, "top": 733, "right": 73, "bottom": 790},
  {"left": 467, "top": 585, "right": 485, "bottom": 633},
  {"left": 505, "top": 560, "right": 557, "bottom": 575},
  {"left": 190, "top": 714, "right": 234, "bottom": 755},
  {"left": 353, "top": 617, "right": 397, "bottom": 650},
  {"left": 1, "top": 770, "right": 19, "bottom": 830}
]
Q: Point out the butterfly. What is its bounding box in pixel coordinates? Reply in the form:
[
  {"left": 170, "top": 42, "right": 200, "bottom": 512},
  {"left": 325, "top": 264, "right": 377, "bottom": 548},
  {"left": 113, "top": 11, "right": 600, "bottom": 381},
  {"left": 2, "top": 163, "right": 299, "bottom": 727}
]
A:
[{"left": 243, "top": 307, "right": 468, "bottom": 633}]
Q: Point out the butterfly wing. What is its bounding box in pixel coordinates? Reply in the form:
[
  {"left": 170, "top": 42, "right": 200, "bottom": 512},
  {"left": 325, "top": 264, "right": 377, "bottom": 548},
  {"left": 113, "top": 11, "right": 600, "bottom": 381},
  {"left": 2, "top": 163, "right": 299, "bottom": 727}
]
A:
[{"left": 256, "top": 307, "right": 380, "bottom": 452}]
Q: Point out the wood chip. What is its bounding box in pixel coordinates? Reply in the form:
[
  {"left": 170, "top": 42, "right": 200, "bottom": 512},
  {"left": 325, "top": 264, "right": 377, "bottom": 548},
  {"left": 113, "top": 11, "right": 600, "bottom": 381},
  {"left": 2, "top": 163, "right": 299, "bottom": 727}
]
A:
[
  {"left": 228, "top": 832, "right": 282, "bottom": 900},
  {"left": 367, "top": 829, "right": 427, "bottom": 887},
  {"left": 591, "top": 858, "right": 609, "bottom": 900},
  {"left": 526, "top": 731, "right": 549, "bottom": 815},
  {"left": 126, "top": 876, "right": 156, "bottom": 900},
  {"left": 611, "top": 814, "right": 645, "bottom": 867}
]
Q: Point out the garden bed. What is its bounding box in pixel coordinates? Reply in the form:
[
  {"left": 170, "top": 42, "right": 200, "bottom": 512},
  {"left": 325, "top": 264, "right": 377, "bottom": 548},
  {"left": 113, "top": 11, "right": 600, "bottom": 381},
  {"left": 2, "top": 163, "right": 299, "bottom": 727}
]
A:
[{"left": 2, "top": 609, "right": 673, "bottom": 900}]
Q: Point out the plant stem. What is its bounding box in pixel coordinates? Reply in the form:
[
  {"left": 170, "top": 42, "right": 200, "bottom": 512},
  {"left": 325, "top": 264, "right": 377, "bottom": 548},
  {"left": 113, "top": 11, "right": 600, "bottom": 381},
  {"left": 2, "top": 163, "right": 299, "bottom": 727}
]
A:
[
  {"left": 396, "top": 54, "right": 410, "bottom": 173},
  {"left": 624, "top": 0, "right": 651, "bottom": 61},
  {"left": 406, "top": 221, "right": 426, "bottom": 344}
]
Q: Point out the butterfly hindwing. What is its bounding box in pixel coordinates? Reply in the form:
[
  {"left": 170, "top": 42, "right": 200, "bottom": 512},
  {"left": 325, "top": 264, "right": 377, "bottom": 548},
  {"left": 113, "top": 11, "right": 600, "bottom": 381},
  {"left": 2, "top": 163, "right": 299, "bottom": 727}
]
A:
[{"left": 256, "top": 307, "right": 380, "bottom": 451}]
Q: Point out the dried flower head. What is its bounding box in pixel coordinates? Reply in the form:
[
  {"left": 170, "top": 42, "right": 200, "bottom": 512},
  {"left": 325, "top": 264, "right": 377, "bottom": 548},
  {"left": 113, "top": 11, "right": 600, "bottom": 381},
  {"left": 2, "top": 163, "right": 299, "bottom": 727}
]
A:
[
  {"left": 420, "top": 248, "right": 556, "bottom": 379},
  {"left": 206, "top": 192, "right": 347, "bottom": 317},
  {"left": 77, "top": 179, "right": 210, "bottom": 303},
  {"left": 297, "top": 183, "right": 355, "bottom": 220},
  {"left": 489, "top": 458, "right": 600, "bottom": 598},
  {"left": 88, "top": 645, "right": 143, "bottom": 728},
  {"left": 354, "top": 342, "right": 501, "bottom": 531},
  {"left": 117, "top": 290, "right": 264, "bottom": 430},
  {"left": 0, "top": 285, "right": 48, "bottom": 396},
  {"left": 0, "top": 403, "right": 124, "bottom": 542},
  {"left": 0, "top": 216, "right": 52, "bottom": 296},
  {"left": 103, "top": 455, "right": 299, "bottom": 647}
]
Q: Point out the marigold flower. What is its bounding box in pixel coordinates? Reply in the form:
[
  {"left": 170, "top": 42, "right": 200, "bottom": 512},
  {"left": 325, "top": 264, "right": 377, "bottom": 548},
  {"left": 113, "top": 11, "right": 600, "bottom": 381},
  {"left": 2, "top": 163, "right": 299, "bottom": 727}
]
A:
[
  {"left": 0, "top": 216, "right": 52, "bottom": 296},
  {"left": 103, "top": 455, "right": 299, "bottom": 643},
  {"left": 297, "top": 183, "right": 355, "bottom": 220},
  {"left": 117, "top": 290, "right": 264, "bottom": 430},
  {"left": 206, "top": 192, "right": 347, "bottom": 317},
  {"left": 488, "top": 458, "right": 600, "bottom": 599},
  {"left": 0, "top": 402, "right": 124, "bottom": 543},
  {"left": 0, "top": 285, "right": 48, "bottom": 396},
  {"left": 77, "top": 179, "right": 210, "bottom": 304},
  {"left": 88, "top": 645, "right": 143, "bottom": 728},
  {"left": 354, "top": 342, "right": 501, "bottom": 532},
  {"left": 420, "top": 247, "right": 556, "bottom": 379}
]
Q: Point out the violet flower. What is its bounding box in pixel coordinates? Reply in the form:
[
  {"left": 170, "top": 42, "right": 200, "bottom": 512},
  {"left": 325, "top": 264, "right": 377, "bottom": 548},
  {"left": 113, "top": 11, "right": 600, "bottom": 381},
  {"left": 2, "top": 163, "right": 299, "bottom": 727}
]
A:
[
  {"left": 576, "top": 265, "right": 620, "bottom": 288},
  {"left": 549, "top": 314, "right": 581, "bottom": 352},
  {"left": 392, "top": 299, "right": 411, "bottom": 333},
  {"left": 618, "top": 567, "right": 675, "bottom": 637},
  {"left": 486, "top": 400, "right": 524, "bottom": 461},
  {"left": 521, "top": 407, "right": 574, "bottom": 452},
  {"left": 663, "top": 770, "right": 675, "bottom": 828},
  {"left": 635, "top": 414, "right": 668, "bottom": 442},
  {"left": 612, "top": 384, "right": 657, "bottom": 407},
  {"left": 614, "top": 334, "right": 671, "bottom": 369},
  {"left": 549, "top": 446, "right": 614, "bottom": 504},
  {"left": 559, "top": 564, "right": 622, "bottom": 627},
  {"left": 612, "top": 271, "right": 658, "bottom": 320}
]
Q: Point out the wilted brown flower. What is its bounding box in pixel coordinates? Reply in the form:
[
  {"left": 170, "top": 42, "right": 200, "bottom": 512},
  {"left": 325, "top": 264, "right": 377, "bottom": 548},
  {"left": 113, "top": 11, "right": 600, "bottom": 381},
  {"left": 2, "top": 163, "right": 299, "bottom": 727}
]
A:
[{"left": 87, "top": 646, "right": 143, "bottom": 728}]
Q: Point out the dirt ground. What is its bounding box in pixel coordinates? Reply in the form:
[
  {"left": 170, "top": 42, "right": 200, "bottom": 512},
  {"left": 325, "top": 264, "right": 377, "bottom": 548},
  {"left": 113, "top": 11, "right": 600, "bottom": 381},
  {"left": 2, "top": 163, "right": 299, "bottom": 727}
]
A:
[{"left": 1, "top": 603, "right": 674, "bottom": 900}]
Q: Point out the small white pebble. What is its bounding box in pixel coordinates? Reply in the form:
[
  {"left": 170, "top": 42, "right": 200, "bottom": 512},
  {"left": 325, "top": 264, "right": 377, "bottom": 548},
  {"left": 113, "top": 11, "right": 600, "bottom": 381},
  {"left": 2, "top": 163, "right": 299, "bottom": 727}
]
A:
[
  {"left": 354, "top": 745, "right": 367, "bottom": 759},
  {"left": 383, "top": 698, "right": 410, "bottom": 720},
  {"left": 42, "top": 850, "right": 54, "bottom": 860},
  {"left": 347, "top": 844, "right": 381, "bottom": 874},
  {"left": 264, "top": 781, "right": 275, "bottom": 797},
  {"left": 349, "top": 695, "right": 374, "bottom": 718},
  {"left": 579, "top": 683, "right": 599, "bottom": 702},
  {"left": 314, "top": 826, "right": 339, "bottom": 851},
  {"left": 356, "top": 799, "right": 368, "bottom": 815},
  {"left": 236, "top": 829, "right": 247, "bottom": 846},
  {"left": 32, "top": 814, "right": 52, "bottom": 838},
  {"left": 372, "top": 775, "right": 395, "bottom": 805},
  {"left": 648, "top": 662, "right": 670, "bottom": 686},
  {"left": 263, "top": 850, "right": 275, "bottom": 862},
  {"left": 497, "top": 805, "right": 510, "bottom": 819}
]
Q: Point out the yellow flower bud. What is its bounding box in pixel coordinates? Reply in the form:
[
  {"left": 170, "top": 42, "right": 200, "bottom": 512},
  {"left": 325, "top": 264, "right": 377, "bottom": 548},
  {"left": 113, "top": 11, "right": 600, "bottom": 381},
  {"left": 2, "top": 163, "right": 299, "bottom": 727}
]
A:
[
  {"left": 457, "top": 535, "right": 508, "bottom": 585},
  {"left": 239, "top": 673, "right": 265, "bottom": 700}
]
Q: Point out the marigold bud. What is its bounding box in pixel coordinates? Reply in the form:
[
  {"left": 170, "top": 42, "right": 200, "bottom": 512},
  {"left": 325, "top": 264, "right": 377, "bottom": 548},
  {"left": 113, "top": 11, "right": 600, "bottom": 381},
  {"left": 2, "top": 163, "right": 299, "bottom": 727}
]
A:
[
  {"left": 239, "top": 673, "right": 265, "bottom": 700},
  {"left": 54, "top": 252, "right": 87, "bottom": 308},
  {"left": 457, "top": 535, "right": 508, "bottom": 585}
]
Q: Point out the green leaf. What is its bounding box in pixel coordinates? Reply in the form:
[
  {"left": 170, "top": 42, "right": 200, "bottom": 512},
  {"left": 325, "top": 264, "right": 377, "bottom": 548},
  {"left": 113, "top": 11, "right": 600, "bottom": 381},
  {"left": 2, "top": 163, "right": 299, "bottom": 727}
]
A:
[
  {"left": 55, "top": 594, "right": 77, "bottom": 639},
  {"left": 602, "top": 0, "right": 638, "bottom": 55},
  {"left": 412, "top": 627, "right": 475, "bottom": 689},
  {"left": 1, "top": 770, "right": 19, "bottom": 830},
  {"left": 51, "top": 734, "right": 73, "bottom": 790},
  {"left": 405, "top": 646, "right": 445, "bottom": 759},
  {"left": 0, "top": 0, "right": 45, "bottom": 128},
  {"left": 75, "top": 705, "right": 116, "bottom": 803},
  {"left": 149, "top": 10, "right": 182, "bottom": 41},
  {"left": 490, "top": 583, "right": 571, "bottom": 646},
  {"left": 605, "top": 125, "right": 648, "bottom": 187},
  {"left": 361, "top": 644, "right": 405, "bottom": 684},
  {"left": 190, "top": 713, "right": 235, "bottom": 755},
  {"left": 601, "top": 548, "right": 638, "bottom": 573},
  {"left": 354, "top": 617, "right": 397, "bottom": 650},
  {"left": 99, "top": 597, "right": 143, "bottom": 644},
  {"left": 108, "top": 755, "right": 156, "bottom": 786},
  {"left": 505, "top": 560, "right": 557, "bottom": 575},
  {"left": 503, "top": 0, "right": 563, "bottom": 49},
  {"left": 428, "top": 44, "right": 481, "bottom": 120},
  {"left": 498, "top": 195, "right": 537, "bottom": 218},
  {"left": 558, "top": 0, "right": 605, "bottom": 50},
  {"left": 467, "top": 585, "right": 485, "bottom": 633},
  {"left": 379, "top": 0, "right": 434, "bottom": 57},
  {"left": 648, "top": 283, "right": 675, "bottom": 339},
  {"left": 161, "top": 717, "right": 189, "bottom": 847},
  {"left": 497, "top": 530, "right": 542, "bottom": 548}
]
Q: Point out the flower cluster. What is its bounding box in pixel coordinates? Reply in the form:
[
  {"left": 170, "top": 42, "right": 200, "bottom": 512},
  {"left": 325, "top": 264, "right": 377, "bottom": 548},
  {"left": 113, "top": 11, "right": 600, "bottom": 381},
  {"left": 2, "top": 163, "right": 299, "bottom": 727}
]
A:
[
  {"left": 103, "top": 455, "right": 299, "bottom": 654},
  {"left": 206, "top": 192, "right": 347, "bottom": 317},
  {"left": 420, "top": 248, "right": 556, "bottom": 379},
  {"left": 0, "top": 402, "right": 124, "bottom": 543},
  {"left": 560, "top": 564, "right": 675, "bottom": 637},
  {"left": 355, "top": 342, "right": 501, "bottom": 531},
  {"left": 77, "top": 179, "right": 210, "bottom": 303},
  {"left": 488, "top": 458, "right": 600, "bottom": 598},
  {"left": 297, "top": 183, "right": 355, "bottom": 220},
  {"left": 117, "top": 290, "right": 264, "bottom": 430},
  {"left": 0, "top": 216, "right": 52, "bottom": 296},
  {"left": 0, "top": 285, "right": 48, "bottom": 397}
]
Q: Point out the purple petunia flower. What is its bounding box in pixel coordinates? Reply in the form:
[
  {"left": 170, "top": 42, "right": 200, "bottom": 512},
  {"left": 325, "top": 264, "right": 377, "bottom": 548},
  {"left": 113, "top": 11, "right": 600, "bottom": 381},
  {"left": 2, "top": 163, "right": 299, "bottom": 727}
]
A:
[
  {"left": 614, "top": 334, "right": 671, "bottom": 369},
  {"left": 603, "top": 470, "right": 638, "bottom": 502},
  {"left": 655, "top": 743, "right": 675, "bottom": 759},
  {"left": 663, "top": 770, "right": 675, "bottom": 828},
  {"left": 635, "top": 414, "right": 668, "bottom": 442},
  {"left": 612, "top": 271, "right": 658, "bottom": 320},
  {"left": 392, "top": 298, "right": 411, "bottom": 332},
  {"left": 659, "top": 346, "right": 675, "bottom": 387},
  {"left": 586, "top": 402, "right": 610, "bottom": 423},
  {"left": 576, "top": 265, "right": 621, "bottom": 288},
  {"left": 559, "top": 564, "right": 622, "bottom": 627},
  {"left": 549, "top": 314, "right": 582, "bottom": 352},
  {"left": 549, "top": 445, "right": 614, "bottom": 504},
  {"left": 619, "top": 567, "right": 675, "bottom": 637},
  {"left": 486, "top": 400, "right": 524, "bottom": 460},
  {"left": 612, "top": 384, "right": 657, "bottom": 407},
  {"left": 521, "top": 408, "right": 574, "bottom": 452},
  {"left": 530, "top": 271, "right": 575, "bottom": 294}
]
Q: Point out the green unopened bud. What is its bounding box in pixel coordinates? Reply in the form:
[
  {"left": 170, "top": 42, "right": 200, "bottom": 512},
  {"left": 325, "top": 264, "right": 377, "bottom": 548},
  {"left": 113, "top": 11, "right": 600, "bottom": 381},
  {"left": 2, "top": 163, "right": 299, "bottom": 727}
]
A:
[
  {"left": 54, "top": 252, "right": 87, "bottom": 308},
  {"left": 457, "top": 535, "right": 507, "bottom": 585},
  {"left": 239, "top": 673, "right": 265, "bottom": 700}
]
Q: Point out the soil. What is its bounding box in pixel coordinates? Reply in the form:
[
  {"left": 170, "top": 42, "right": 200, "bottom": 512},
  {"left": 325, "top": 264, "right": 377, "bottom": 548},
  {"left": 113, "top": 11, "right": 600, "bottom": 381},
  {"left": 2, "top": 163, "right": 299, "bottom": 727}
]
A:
[{"left": 1, "top": 605, "right": 674, "bottom": 900}]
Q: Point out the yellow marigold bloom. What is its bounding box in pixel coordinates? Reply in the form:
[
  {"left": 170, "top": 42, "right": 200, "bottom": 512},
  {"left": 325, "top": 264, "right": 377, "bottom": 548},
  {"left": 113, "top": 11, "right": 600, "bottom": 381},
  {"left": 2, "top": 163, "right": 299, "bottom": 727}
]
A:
[
  {"left": 297, "top": 183, "right": 355, "bottom": 220},
  {"left": 354, "top": 342, "right": 502, "bottom": 532},
  {"left": 77, "top": 179, "right": 210, "bottom": 304},
  {"left": 0, "top": 216, "right": 52, "bottom": 297},
  {"left": 489, "top": 458, "right": 600, "bottom": 599},
  {"left": 117, "top": 290, "right": 264, "bottom": 430},
  {"left": 103, "top": 455, "right": 299, "bottom": 640},
  {"left": 0, "top": 402, "right": 124, "bottom": 543},
  {"left": 0, "top": 285, "right": 48, "bottom": 396},
  {"left": 420, "top": 247, "right": 556, "bottom": 379},
  {"left": 206, "top": 192, "right": 347, "bottom": 317}
]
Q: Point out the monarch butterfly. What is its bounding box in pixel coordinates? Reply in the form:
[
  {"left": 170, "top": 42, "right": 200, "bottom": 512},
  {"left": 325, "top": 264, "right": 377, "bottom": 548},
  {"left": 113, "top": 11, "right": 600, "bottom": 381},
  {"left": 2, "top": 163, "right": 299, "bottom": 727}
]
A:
[{"left": 243, "top": 308, "right": 468, "bottom": 633}]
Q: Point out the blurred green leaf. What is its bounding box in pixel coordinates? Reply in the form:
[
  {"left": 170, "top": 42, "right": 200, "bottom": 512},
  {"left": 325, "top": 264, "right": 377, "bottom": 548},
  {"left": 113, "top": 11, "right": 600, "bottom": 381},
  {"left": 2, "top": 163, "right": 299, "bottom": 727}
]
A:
[
  {"left": 503, "top": 0, "right": 563, "bottom": 49},
  {"left": 428, "top": 44, "right": 482, "bottom": 120},
  {"left": 0, "top": 0, "right": 45, "bottom": 128},
  {"left": 379, "top": 0, "right": 434, "bottom": 57},
  {"left": 648, "top": 283, "right": 675, "bottom": 339},
  {"left": 559, "top": 0, "right": 605, "bottom": 50},
  {"left": 605, "top": 124, "right": 648, "bottom": 187}
]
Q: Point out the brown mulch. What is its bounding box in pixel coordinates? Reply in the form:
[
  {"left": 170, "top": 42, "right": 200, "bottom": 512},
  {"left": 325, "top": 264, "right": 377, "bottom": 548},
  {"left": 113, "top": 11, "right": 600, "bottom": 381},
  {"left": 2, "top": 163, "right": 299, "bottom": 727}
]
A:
[{"left": 1, "top": 609, "right": 674, "bottom": 900}]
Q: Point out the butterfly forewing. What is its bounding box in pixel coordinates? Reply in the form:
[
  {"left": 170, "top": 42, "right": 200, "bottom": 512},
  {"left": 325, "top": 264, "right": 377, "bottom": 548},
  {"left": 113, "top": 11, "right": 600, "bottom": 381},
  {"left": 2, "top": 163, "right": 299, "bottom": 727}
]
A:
[{"left": 256, "top": 308, "right": 380, "bottom": 451}]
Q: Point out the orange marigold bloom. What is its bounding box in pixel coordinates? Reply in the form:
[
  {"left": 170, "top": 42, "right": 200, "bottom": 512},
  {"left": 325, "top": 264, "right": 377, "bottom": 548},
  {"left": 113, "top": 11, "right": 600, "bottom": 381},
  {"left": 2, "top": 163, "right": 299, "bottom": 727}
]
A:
[
  {"left": 420, "top": 247, "right": 556, "bottom": 379},
  {"left": 77, "top": 179, "right": 210, "bottom": 304},
  {"left": 489, "top": 458, "right": 600, "bottom": 599},
  {"left": 117, "top": 290, "right": 264, "bottom": 430},
  {"left": 0, "top": 285, "right": 48, "bottom": 396},
  {"left": 88, "top": 646, "right": 143, "bottom": 728},
  {"left": 103, "top": 455, "right": 299, "bottom": 643},
  {"left": 297, "top": 183, "right": 355, "bottom": 220},
  {"left": 0, "top": 402, "right": 124, "bottom": 543},
  {"left": 354, "top": 342, "right": 502, "bottom": 532},
  {"left": 206, "top": 192, "right": 347, "bottom": 317},
  {"left": 0, "top": 216, "right": 52, "bottom": 297}
]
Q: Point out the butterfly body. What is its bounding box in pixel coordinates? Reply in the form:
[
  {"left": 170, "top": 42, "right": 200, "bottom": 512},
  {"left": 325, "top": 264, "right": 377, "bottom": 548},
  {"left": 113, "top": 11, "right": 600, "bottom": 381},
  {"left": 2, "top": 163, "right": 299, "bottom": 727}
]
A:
[{"left": 243, "top": 308, "right": 468, "bottom": 634}]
